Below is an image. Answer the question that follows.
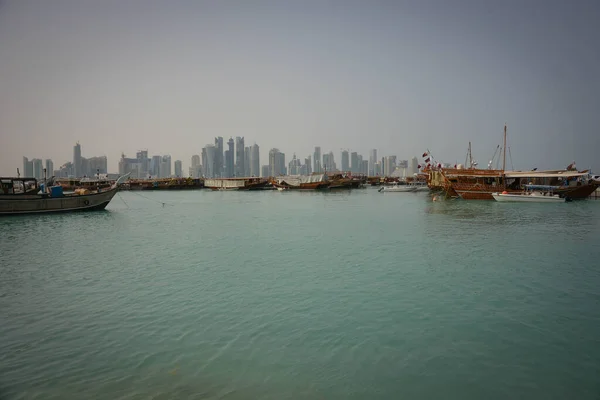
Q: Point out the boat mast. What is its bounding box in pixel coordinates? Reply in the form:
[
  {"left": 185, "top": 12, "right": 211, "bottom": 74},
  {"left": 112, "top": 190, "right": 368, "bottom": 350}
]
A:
[{"left": 502, "top": 124, "right": 507, "bottom": 172}]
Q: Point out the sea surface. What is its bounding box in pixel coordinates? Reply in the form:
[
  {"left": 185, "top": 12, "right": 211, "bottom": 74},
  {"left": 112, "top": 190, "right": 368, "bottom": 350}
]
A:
[{"left": 1, "top": 188, "right": 600, "bottom": 399}]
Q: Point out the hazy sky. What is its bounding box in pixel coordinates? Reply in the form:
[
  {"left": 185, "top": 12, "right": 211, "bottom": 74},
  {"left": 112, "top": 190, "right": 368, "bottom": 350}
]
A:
[{"left": 1, "top": 0, "right": 599, "bottom": 174}]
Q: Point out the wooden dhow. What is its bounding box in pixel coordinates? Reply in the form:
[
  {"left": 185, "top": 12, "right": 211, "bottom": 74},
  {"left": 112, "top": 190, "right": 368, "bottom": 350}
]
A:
[
  {"left": 0, "top": 174, "right": 129, "bottom": 216},
  {"left": 271, "top": 174, "right": 331, "bottom": 190},
  {"left": 423, "top": 125, "right": 599, "bottom": 200}
]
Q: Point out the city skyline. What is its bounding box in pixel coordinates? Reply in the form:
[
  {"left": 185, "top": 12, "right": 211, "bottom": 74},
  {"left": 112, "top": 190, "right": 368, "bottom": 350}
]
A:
[
  {"left": 2, "top": 1, "right": 599, "bottom": 175},
  {"left": 18, "top": 139, "right": 425, "bottom": 179}
]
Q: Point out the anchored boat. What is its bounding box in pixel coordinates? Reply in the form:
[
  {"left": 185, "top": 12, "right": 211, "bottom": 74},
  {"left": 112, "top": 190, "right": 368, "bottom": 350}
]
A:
[
  {"left": 492, "top": 185, "right": 568, "bottom": 203},
  {"left": 0, "top": 174, "right": 129, "bottom": 216},
  {"left": 378, "top": 184, "right": 416, "bottom": 193}
]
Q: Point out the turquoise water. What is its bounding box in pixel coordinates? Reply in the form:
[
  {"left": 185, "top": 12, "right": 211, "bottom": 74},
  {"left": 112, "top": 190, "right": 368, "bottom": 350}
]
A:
[{"left": 1, "top": 189, "right": 600, "bottom": 399}]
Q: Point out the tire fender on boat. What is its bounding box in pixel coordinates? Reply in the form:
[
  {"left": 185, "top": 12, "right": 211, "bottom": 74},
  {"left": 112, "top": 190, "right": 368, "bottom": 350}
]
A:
[{"left": 83, "top": 199, "right": 90, "bottom": 206}]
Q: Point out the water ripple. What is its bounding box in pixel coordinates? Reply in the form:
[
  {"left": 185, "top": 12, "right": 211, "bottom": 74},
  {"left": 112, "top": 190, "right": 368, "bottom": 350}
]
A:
[{"left": 1, "top": 191, "right": 600, "bottom": 399}]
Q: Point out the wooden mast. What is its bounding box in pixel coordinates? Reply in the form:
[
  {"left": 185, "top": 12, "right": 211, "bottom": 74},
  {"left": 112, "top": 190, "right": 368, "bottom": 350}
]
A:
[{"left": 502, "top": 124, "right": 507, "bottom": 172}]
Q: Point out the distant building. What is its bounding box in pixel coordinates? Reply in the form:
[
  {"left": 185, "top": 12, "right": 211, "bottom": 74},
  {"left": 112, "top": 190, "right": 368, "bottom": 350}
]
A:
[
  {"left": 214, "top": 137, "right": 224, "bottom": 178},
  {"left": 361, "top": 160, "right": 369, "bottom": 175},
  {"left": 244, "top": 146, "right": 250, "bottom": 177},
  {"left": 350, "top": 152, "right": 359, "bottom": 173},
  {"left": 269, "top": 148, "right": 286, "bottom": 177},
  {"left": 203, "top": 145, "right": 216, "bottom": 178},
  {"left": 382, "top": 156, "right": 397, "bottom": 176},
  {"left": 323, "top": 151, "right": 336, "bottom": 172},
  {"left": 119, "top": 153, "right": 140, "bottom": 177},
  {"left": 22, "top": 157, "right": 33, "bottom": 177},
  {"left": 73, "top": 142, "right": 82, "bottom": 177},
  {"left": 32, "top": 158, "right": 43, "bottom": 179},
  {"left": 261, "top": 165, "right": 270, "bottom": 178},
  {"left": 88, "top": 156, "right": 108, "bottom": 175},
  {"left": 341, "top": 150, "right": 349, "bottom": 172},
  {"left": 136, "top": 150, "right": 149, "bottom": 177},
  {"left": 411, "top": 157, "right": 419, "bottom": 175},
  {"left": 250, "top": 143, "right": 260, "bottom": 177},
  {"left": 374, "top": 161, "right": 382, "bottom": 176},
  {"left": 235, "top": 137, "right": 245, "bottom": 177},
  {"left": 160, "top": 155, "right": 172, "bottom": 178},
  {"left": 225, "top": 138, "right": 234, "bottom": 178},
  {"left": 288, "top": 153, "right": 302, "bottom": 175},
  {"left": 305, "top": 155, "right": 312, "bottom": 175},
  {"left": 174, "top": 160, "right": 182, "bottom": 177},
  {"left": 369, "top": 149, "right": 377, "bottom": 176},
  {"left": 45, "top": 159, "right": 54, "bottom": 177},
  {"left": 55, "top": 162, "right": 73, "bottom": 178},
  {"left": 313, "top": 146, "right": 321, "bottom": 173},
  {"left": 150, "top": 155, "right": 161, "bottom": 177},
  {"left": 190, "top": 155, "right": 202, "bottom": 178}
]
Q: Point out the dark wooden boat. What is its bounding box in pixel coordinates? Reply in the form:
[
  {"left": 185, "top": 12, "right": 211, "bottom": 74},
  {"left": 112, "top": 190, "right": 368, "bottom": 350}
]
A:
[
  {"left": 0, "top": 174, "right": 129, "bottom": 215},
  {"left": 328, "top": 174, "right": 365, "bottom": 189}
]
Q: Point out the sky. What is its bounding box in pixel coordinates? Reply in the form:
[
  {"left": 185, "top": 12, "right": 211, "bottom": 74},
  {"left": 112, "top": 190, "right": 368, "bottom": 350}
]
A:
[{"left": 1, "top": 0, "right": 599, "bottom": 174}]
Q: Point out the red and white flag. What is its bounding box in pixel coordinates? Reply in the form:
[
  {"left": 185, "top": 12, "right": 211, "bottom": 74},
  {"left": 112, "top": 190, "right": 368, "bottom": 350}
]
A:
[{"left": 422, "top": 152, "right": 428, "bottom": 158}]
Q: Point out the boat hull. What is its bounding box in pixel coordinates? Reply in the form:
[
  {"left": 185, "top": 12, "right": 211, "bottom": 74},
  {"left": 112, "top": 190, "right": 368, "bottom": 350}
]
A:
[
  {"left": 378, "top": 186, "right": 416, "bottom": 192},
  {"left": 556, "top": 183, "right": 600, "bottom": 199},
  {"left": 0, "top": 188, "right": 119, "bottom": 215},
  {"left": 492, "top": 193, "right": 565, "bottom": 202}
]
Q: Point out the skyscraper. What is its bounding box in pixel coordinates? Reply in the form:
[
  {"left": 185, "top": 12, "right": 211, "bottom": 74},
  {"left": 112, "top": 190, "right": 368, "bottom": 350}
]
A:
[
  {"left": 350, "top": 152, "right": 359, "bottom": 173},
  {"left": 190, "top": 155, "right": 201, "bottom": 178},
  {"left": 411, "top": 157, "right": 419, "bottom": 175},
  {"left": 136, "top": 150, "right": 149, "bottom": 177},
  {"left": 341, "top": 150, "right": 349, "bottom": 172},
  {"left": 214, "top": 137, "right": 224, "bottom": 178},
  {"left": 250, "top": 143, "right": 260, "bottom": 177},
  {"left": 369, "top": 149, "right": 377, "bottom": 176},
  {"left": 150, "top": 155, "right": 161, "bottom": 177},
  {"left": 160, "top": 155, "right": 172, "bottom": 178},
  {"left": 45, "top": 159, "right": 54, "bottom": 176},
  {"left": 323, "top": 151, "right": 336, "bottom": 172},
  {"left": 22, "top": 157, "right": 33, "bottom": 177},
  {"left": 88, "top": 156, "right": 107, "bottom": 175},
  {"left": 289, "top": 153, "right": 302, "bottom": 175},
  {"left": 174, "top": 160, "right": 182, "bottom": 177},
  {"left": 32, "top": 158, "right": 43, "bottom": 179},
  {"left": 244, "top": 146, "right": 250, "bottom": 177},
  {"left": 269, "top": 148, "right": 285, "bottom": 177},
  {"left": 235, "top": 137, "right": 245, "bottom": 177},
  {"left": 261, "top": 165, "right": 270, "bottom": 178},
  {"left": 300, "top": 156, "right": 312, "bottom": 175},
  {"left": 313, "top": 146, "right": 321, "bottom": 173},
  {"left": 277, "top": 152, "right": 286, "bottom": 176},
  {"left": 226, "top": 137, "right": 234, "bottom": 178},
  {"left": 73, "top": 142, "right": 82, "bottom": 177},
  {"left": 203, "top": 145, "right": 216, "bottom": 178}
]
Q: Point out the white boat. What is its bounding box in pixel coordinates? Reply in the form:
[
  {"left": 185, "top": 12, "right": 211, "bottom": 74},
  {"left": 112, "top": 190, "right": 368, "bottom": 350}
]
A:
[
  {"left": 409, "top": 182, "right": 429, "bottom": 192},
  {"left": 378, "top": 185, "right": 416, "bottom": 193},
  {"left": 492, "top": 185, "right": 567, "bottom": 203}
]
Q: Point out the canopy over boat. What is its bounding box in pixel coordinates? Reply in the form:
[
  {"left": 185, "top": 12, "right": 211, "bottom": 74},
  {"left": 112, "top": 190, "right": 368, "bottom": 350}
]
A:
[
  {"left": 524, "top": 184, "right": 560, "bottom": 191},
  {"left": 504, "top": 170, "right": 590, "bottom": 178}
]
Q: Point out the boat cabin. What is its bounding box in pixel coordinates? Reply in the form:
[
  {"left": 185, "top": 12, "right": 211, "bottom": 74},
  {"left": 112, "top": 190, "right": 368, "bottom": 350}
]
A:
[{"left": 0, "top": 177, "right": 38, "bottom": 195}]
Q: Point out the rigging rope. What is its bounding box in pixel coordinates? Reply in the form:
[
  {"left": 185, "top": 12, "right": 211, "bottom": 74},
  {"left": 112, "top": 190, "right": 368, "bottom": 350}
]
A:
[
  {"left": 117, "top": 192, "right": 130, "bottom": 208},
  {"left": 509, "top": 146, "right": 514, "bottom": 170},
  {"left": 125, "top": 190, "right": 173, "bottom": 207}
]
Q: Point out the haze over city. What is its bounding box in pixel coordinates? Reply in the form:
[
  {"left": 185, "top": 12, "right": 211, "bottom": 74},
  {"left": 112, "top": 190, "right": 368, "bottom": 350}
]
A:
[{"left": 1, "top": 0, "right": 599, "bottom": 176}]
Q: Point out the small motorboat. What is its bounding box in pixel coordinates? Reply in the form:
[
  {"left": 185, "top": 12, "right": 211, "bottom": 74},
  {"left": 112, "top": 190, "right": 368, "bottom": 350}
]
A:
[
  {"left": 378, "top": 185, "right": 416, "bottom": 193},
  {"left": 492, "top": 185, "right": 568, "bottom": 203}
]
